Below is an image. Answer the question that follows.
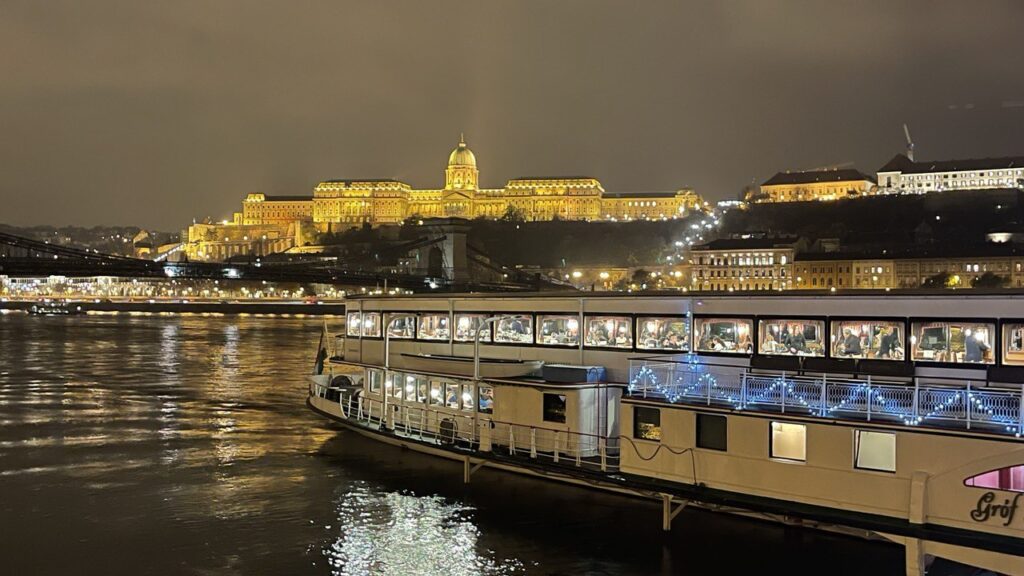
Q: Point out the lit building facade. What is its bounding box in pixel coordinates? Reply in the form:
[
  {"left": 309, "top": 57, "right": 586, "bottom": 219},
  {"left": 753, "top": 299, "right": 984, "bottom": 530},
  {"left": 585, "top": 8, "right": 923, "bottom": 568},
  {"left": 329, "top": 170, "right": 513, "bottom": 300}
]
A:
[
  {"left": 687, "top": 238, "right": 1024, "bottom": 291},
  {"left": 242, "top": 194, "right": 314, "bottom": 225},
  {"left": 687, "top": 237, "right": 801, "bottom": 291},
  {"left": 752, "top": 169, "right": 876, "bottom": 203},
  {"left": 183, "top": 136, "right": 707, "bottom": 261},
  {"left": 877, "top": 154, "right": 1024, "bottom": 194},
  {"left": 181, "top": 221, "right": 303, "bottom": 262},
  {"left": 240, "top": 136, "right": 706, "bottom": 232}
]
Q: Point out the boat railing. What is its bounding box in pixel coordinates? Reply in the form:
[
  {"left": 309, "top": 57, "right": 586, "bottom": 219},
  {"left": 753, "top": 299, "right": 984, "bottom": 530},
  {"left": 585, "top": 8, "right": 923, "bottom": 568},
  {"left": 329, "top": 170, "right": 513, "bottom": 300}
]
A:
[
  {"left": 308, "top": 379, "right": 619, "bottom": 472},
  {"left": 488, "top": 420, "right": 619, "bottom": 473},
  {"left": 628, "top": 357, "right": 1024, "bottom": 436}
]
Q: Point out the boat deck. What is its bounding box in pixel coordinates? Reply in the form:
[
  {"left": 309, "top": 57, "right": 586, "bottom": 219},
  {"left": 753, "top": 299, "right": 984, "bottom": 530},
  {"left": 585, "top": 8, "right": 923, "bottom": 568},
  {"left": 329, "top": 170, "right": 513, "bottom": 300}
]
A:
[{"left": 628, "top": 357, "right": 1024, "bottom": 438}]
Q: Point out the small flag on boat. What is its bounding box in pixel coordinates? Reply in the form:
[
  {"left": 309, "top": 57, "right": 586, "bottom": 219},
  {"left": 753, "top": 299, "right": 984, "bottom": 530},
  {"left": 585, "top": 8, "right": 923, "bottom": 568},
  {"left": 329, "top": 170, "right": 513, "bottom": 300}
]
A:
[{"left": 314, "top": 321, "right": 329, "bottom": 375}]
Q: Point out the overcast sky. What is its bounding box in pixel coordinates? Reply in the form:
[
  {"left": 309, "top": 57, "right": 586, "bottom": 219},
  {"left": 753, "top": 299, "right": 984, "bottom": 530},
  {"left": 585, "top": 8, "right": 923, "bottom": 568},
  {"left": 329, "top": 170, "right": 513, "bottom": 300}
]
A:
[{"left": 2, "top": 1, "right": 1023, "bottom": 230}]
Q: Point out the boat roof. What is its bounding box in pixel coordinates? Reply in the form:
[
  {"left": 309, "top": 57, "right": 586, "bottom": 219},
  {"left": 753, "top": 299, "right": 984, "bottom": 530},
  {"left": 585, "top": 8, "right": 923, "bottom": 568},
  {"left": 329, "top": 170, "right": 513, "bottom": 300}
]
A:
[{"left": 346, "top": 288, "right": 1024, "bottom": 301}]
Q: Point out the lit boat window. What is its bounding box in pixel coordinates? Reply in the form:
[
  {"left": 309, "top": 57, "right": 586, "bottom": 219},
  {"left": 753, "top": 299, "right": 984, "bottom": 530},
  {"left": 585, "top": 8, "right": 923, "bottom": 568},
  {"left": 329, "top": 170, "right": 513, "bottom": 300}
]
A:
[
  {"left": 390, "top": 373, "right": 403, "bottom": 399},
  {"left": 460, "top": 384, "right": 474, "bottom": 412},
  {"left": 694, "top": 317, "right": 753, "bottom": 354},
  {"left": 414, "top": 375, "right": 429, "bottom": 403},
  {"left": 770, "top": 421, "right": 806, "bottom": 462},
  {"left": 444, "top": 382, "right": 461, "bottom": 409},
  {"left": 478, "top": 385, "right": 494, "bottom": 414},
  {"left": 537, "top": 315, "right": 580, "bottom": 347},
  {"left": 386, "top": 314, "right": 415, "bottom": 339},
  {"left": 1002, "top": 322, "right": 1024, "bottom": 366},
  {"left": 633, "top": 407, "right": 661, "bottom": 441},
  {"left": 346, "top": 312, "right": 362, "bottom": 337},
  {"left": 367, "top": 369, "right": 383, "bottom": 394},
  {"left": 637, "top": 317, "right": 690, "bottom": 352},
  {"left": 361, "top": 312, "right": 382, "bottom": 338},
  {"left": 454, "top": 314, "right": 491, "bottom": 342},
  {"left": 965, "top": 464, "right": 1024, "bottom": 492},
  {"left": 583, "top": 316, "right": 633, "bottom": 349},
  {"left": 910, "top": 321, "right": 995, "bottom": 364},
  {"left": 494, "top": 316, "right": 533, "bottom": 344},
  {"left": 418, "top": 314, "right": 451, "bottom": 341},
  {"left": 429, "top": 380, "right": 444, "bottom": 406},
  {"left": 854, "top": 430, "right": 896, "bottom": 472},
  {"left": 758, "top": 319, "right": 825, "bottom": 357},
  {"left": 830, "top": 320, "right": 905, "bottom": 360}
]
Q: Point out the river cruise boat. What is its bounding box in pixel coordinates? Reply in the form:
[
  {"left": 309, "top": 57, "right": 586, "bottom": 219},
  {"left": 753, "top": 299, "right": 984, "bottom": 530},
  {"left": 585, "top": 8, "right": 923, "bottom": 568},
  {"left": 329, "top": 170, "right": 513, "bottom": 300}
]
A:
[{"left": 307, "top": 291, "right": 1024, "bottom": 575}]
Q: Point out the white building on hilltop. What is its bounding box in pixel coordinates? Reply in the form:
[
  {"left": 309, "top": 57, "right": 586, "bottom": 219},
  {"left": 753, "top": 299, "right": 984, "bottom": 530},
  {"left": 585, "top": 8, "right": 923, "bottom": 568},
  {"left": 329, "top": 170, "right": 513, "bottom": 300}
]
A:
[{"left": 877, "top": 154, "right": 1024, "bottom": 194}]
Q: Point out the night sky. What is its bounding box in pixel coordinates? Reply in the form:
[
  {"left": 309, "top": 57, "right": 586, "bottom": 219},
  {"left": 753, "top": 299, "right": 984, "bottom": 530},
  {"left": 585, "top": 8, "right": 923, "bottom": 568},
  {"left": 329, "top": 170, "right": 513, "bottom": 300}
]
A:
[{"left": 2, "top": 1, "right": 1023, "bottom": 230}]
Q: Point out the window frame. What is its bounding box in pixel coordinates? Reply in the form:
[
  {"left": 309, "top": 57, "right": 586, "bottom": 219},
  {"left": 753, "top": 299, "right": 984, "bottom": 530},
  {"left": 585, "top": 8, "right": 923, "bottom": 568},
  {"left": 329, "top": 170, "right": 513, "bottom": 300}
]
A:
[
  {"left": 635, "top": 314, "right": 692, "bottom": 353},
  {"left": 542, "top": 392, "right": 567, "bottom": 424},
  {"left": 360, "top": 311, "right": 383, "bottom": 339},
  {"left": 755, "top": 315, "right": 828, "bottom": 358},
  {"left": 853, "top": 429, "right": 897, "bottom": 473},
  {"left": 416, "top": 312, "right": 452, "bottom": 342},
  {"left": 384, "top": 312, "right": 417, "bottom": 340},
  {"left": 769, "top": 421, "right": 806, "bottom": 463},
  {"left": 346, "top": 311, "right": 363, "bottom": 337},
  {"left": 696, "top": 412, "right": 728, "bottom": 451},
  {"left": 908, "top": 317, "right": 998, "bottom": 367},
  {"left": 999, "top": 318, "right": 1024, "bottom": 366},
  {"left": 490, "top": 312, "right": 537, "bottom": 346},
  {"left": 535, "top": 313, "right": 583, "bottom": 348},
  {"left": 827, "top": 316, "right": 910, "bottom": 363},
  {"left": 477, "top": 384, "right": 494, "bottom": 414},
  {"left": 582, "top": 314, "right": 636, "bottom": 351},
  {"left": 632, "top": 406, "right": 662, "bottom": 442},
  {"left": 692, "top": 314, "right": 756, "bottom": 356},
  {"left": 453, "top": 313, "right": 494, "bottom": 344},
  {"left": 367, "top": 368, "right": 382, "bottom": 395}
]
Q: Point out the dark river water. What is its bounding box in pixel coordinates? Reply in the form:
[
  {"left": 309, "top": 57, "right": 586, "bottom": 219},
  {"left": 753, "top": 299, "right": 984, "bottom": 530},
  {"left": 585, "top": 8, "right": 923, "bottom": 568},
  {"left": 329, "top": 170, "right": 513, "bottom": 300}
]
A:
[{"left": 0, "top": 313, "right": 906, "bottom": 575}]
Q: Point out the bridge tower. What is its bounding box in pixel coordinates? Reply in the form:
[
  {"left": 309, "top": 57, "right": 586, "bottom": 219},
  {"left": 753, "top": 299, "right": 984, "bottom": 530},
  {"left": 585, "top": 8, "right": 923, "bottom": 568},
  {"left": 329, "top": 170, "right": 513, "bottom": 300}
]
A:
[{"left": 413, "top": 217, "right": 471, "bottom": 284}]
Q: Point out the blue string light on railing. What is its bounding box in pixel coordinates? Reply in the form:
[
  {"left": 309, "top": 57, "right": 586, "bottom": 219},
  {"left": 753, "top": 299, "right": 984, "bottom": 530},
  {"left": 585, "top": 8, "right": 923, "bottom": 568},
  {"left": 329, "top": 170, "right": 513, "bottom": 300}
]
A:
[
  {"left": 966, "top": 392, "right": 1021, "bottom": 433},
  {"left": 628, "top": 360, "right": 1023, "bottom": 437}
]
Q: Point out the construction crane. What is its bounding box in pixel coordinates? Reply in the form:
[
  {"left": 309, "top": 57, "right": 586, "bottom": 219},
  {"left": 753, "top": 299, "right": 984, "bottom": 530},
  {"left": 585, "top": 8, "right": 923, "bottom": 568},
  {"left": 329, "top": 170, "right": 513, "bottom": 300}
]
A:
[{"left": 903, "top": 123, "right": 915, "bottom": 161}]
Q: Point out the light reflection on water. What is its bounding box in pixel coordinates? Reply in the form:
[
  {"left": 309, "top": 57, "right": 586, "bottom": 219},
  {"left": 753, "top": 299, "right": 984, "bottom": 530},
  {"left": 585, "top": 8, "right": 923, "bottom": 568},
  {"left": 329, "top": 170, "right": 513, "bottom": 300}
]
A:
[
  {"left": 325, "top": 482, "right": 524, "bottom": 576},
  {"left": 0, "top": 313, "right": 904, "bottom": 575}
]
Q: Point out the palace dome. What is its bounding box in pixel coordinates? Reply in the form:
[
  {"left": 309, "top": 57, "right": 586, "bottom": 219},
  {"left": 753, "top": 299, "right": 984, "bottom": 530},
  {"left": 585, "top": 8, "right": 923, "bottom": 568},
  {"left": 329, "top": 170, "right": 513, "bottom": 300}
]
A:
[{"left": 448, "top": 134, "right": 476, "bottom": 167}]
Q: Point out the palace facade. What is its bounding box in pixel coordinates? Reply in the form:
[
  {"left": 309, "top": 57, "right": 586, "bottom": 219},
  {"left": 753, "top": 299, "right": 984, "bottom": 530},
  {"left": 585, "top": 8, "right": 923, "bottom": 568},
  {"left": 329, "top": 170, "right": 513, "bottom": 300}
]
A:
[
  {"left": 182, "top": 136, "right": 705, "bottom": 261},
  {"left": 287, "top": 136, "right": 703, "bottom": 230}
]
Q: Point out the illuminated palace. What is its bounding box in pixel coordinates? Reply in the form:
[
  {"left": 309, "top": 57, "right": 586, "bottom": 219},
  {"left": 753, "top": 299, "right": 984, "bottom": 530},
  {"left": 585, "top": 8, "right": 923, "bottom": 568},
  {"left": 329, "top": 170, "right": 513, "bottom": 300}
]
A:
[
  {"left": 182, "top": 136, "right": 704, "bottom": 261},
  {"left": 266, "top": 135, "right": 702, "bottom": 229}
]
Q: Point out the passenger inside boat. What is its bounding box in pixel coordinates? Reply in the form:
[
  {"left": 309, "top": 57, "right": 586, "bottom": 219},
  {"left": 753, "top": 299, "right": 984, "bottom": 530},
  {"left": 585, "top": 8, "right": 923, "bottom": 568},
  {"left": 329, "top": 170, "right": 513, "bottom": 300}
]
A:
[
  {"left": 1003, "top": 323, "right": 1024, "bottom": 365},
  {"left": 478, "top": 386, "right": 494, "bottom": 413},
  {"left": 495, "top": 317, "right": 533, "bottom": 343},
  {"left": 584, "top": 317, "right": 633, "bottom": 348},
  {"left": 455, "top": 314, "right": 490, "bottom": 342},
  {"left": 757, "top": 320, "right": 824, "bottom": 356},
  {"left": 695, "top": 318, "right": 752, "bottom": 353},
  {"left": 387, "top": 316, "right": 415, "bottom": 339},
  {"left": 911, "top": 322, "right": 994, "bottom": 364},
  {"left": 830, "top": 321, "right": 904, "bottom": 360},
  {"left": 637, "top": 317, "right": 690, "bottom": 351},
  {"left": 538, "top": 316, "right": 580, "bottom": 346},
  {"left": 418, "top": 314, "right": 450, "bottom": 340}
]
